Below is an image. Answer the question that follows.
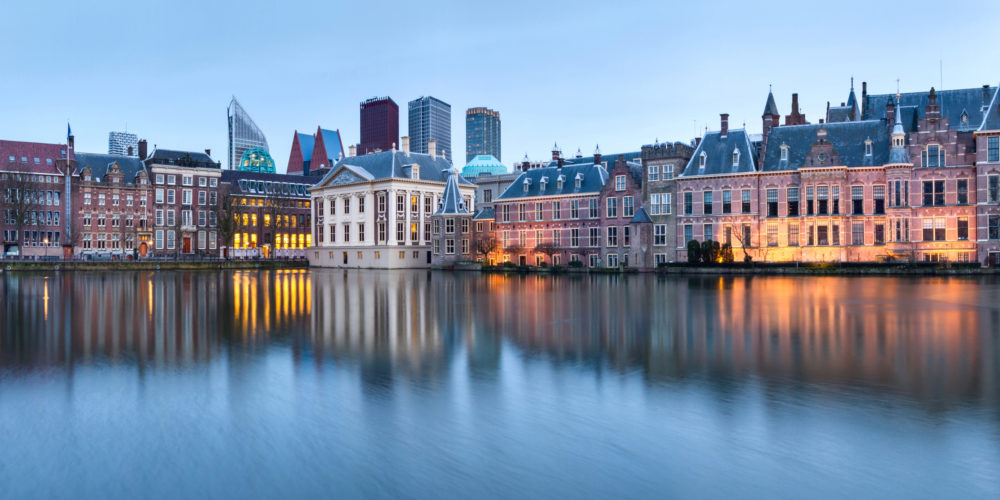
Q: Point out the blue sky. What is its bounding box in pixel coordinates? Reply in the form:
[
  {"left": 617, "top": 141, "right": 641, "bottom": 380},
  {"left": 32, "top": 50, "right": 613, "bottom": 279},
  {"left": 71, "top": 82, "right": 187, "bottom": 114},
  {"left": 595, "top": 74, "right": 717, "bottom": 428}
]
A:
[{"left": 3, "top": 0, "right": 999, "bottom": 173}]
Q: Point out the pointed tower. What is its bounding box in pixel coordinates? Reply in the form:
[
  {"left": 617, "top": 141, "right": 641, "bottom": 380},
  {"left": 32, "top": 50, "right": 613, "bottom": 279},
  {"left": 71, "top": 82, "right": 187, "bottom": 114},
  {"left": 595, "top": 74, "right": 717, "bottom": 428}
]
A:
[
  {"left": 761, "top": 86, "right": 780, "bottom": 162},
  {"left": 846, "top": 77, "right": 859, "bottom": 121},
  {"left": 889, "top": 96, "right": 910, "bottom": 164},
  {"left": 431, "top": 168, "right": 473, "bottom": 265}
]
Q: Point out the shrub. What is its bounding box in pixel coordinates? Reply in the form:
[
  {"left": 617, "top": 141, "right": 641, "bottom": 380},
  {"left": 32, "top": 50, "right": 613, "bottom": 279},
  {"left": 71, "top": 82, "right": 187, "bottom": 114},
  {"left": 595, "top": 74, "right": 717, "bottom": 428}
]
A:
[
  {"left": 568, "top": 260, "right": 584, "bottom": 268},
  {"left": 720, "top": 243, "right": 734, "bottom": 263},
  {"left": 687, "top": 240, "right": 702, "bottom": 264},
  {"left": 701, "top": 240, "right": 720, "bottom": 264}
]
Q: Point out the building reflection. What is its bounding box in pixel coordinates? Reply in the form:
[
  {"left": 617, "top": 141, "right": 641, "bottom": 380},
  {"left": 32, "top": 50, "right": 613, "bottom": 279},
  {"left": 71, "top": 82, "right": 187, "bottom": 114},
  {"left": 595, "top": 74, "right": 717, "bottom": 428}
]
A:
[{"left": 1, "top": 270, "right": 997, "bottom": 406}]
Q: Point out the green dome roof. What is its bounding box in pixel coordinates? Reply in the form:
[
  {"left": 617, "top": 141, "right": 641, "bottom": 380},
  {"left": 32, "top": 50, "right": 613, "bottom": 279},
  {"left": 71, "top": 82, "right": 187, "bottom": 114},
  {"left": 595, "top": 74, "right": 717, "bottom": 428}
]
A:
[{"left": 461, "top": 155, "right": 507, "bottom": 178}]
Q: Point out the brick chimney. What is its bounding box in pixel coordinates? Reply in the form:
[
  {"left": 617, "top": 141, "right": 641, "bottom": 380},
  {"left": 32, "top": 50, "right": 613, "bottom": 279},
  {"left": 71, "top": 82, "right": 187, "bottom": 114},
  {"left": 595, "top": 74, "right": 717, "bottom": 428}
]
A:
[
  {"left": 861, "top": 81, "right": 868, "bottom": 116},
  {"left": 886, "top": 98, "right": 896, "bottom": 125},
  {"left": 521, "top": 157, "right": 530, "bottom": 172},
  {"left": 593, "top": 145, "right": 602, "bottom": 166},
  {"left": 720, "top": 113, "right": 729, "bottom": 137},
  {"left": 348, "top": 145, "right": 356, "bottom": 157},
  {"left": 402, "top": 136, "right": 410, "bottom": 155},
  {"left": 429, "top": 139, "right": 437, "bottom": 159},
  {"left": 138, "top": 139, "right": 147, "bottom": 160}
]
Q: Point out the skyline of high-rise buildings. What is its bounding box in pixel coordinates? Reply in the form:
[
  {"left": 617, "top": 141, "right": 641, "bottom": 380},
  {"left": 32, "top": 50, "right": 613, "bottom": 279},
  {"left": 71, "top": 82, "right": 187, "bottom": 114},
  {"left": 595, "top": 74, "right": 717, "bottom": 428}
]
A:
[
  {"left": 108, "top": 131, "right": 138, "bottom": 157},
  {"left": 465, "top": 107, "right": 501, "bottom": 162},
  {"left": 408, "top": 96, "right": 451, "bottom": 158},
  {"left": 359, "top": 97, "right": 399, "bottom": 155},
  {"left": 227, "top": 97, "right": 269, "bottom": 170}
]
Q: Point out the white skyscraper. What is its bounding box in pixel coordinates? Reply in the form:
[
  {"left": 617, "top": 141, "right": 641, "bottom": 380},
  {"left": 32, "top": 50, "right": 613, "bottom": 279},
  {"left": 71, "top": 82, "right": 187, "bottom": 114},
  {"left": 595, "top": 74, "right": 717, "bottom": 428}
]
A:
[{"left": 227, "top": 97, "right": 269, "bottom": 170}]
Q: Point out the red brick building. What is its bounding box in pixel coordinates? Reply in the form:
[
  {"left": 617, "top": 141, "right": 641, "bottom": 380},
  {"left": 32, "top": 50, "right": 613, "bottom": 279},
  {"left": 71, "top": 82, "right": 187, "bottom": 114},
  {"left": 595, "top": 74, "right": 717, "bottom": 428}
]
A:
[{"left": 0, "top": 136, "right": 74, "bottom": 259}]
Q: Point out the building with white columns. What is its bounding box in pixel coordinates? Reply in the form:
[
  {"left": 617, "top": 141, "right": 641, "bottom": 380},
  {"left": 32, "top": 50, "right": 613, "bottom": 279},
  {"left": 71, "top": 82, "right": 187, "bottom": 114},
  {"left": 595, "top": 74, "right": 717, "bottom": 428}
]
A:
[{"left": 308, "top": 137, "right": 476, "bottom": 268}]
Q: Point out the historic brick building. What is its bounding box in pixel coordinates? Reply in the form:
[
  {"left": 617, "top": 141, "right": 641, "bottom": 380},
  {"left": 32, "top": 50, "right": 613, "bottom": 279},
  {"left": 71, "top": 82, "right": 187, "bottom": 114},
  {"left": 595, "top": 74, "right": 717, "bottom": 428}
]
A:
[
  {"left": 640, "top": 140, "right": 694, "bottom": 263},
  {"left": 430, "top": 169, "right": 475, "bottom": 265},
  {"left": 74, "top": 152, "right": 151, "bottom": 258},
  {"left": 144, "top": 146, "right": 222, "bottom": 257},
  {"left": 219, "top": 170, "right": 318, "bottom": 258},
  {"left": 0, "top": 136, "right": 74, "bottom": 259}
]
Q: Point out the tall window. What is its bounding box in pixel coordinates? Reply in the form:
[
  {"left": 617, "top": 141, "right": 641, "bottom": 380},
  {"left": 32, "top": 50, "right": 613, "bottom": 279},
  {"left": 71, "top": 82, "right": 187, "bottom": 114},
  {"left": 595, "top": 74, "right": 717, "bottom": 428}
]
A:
[
  {"left": 648, "top": 165, "right": 659, "bottom": 181},
  {"left": 615, "top": 175, "right": 626, "bottom": 191},
  {"left": 958, "top": 217, "right": 969, "bottom": 240},
  {"left": 589, "top": 199, "right": 599, "bottom": 218},
  {"left": 623, "top": 196, "right": 634, "bottom": 218},
  {"left": 518, "top": 203, "right": 526, "bottom": 221},
  {"left": 989, "top": 175, "right": 1000, "bottom": 203},
  {"left": 722, "top": 190, "right": 732, "bottom": 214},
  {"left": 957, "top": 179, "right": 969, "bottom": 204},
  {"left": 703, "top": 223, "right": 713, "bottom": 242},
  {"left": 852, "top": 222, "right": 864, "bottom": 245},
  {"left": 654, "top": 225, "right": 666, "bottom": 246},
  {"left": 535, "top": 203, "right": 543, "bottom": 220},
  {"left": 874, "top": 223, "right": 885, "bottom": 245},
  {"left": 787, "top": 188, "right": 799, "bottom": 216},
  {"left": 553, "top": 201, "right": 561, "bottom": 219},
  {"left": 817, "top": 186, "right": 829, "bottom": 215},
  {"left": 806, "top": 187, "right": 814, "bottom": 215},
  {"left": 766, "top": 189, "right": 778, "bottom": 217},
  {"left": 703, "top": 191, "right": 713, "bottom": 215},
  {"left": 989, "top": 136, "right": 1000, "bottom": 162},
  {"left": 650, "top": 194, "right": 661, "bottom": 215},
  {"left": 741, "top": 190, "right": 751, "bottom": 213},
  {"left": 788, "top": 224, "right": 799, "bottom": 246},
  {"left": 570, "top": 200, "right": 579, "bottom": 219},
  {"left": 684, "top": 224, "right": 693, "bottom": 244},
  {"left": 989, "top": 215, "right": 1000, "bottom": 239},
  {"left": 661, "top": 193, "right": 671, "bottom": 215},
  {"left": 664, "top": 164, "right": 674, "bottom": 180},
  {"left": 606, "top": 226, "right": 618, "bottom": 247},
  {"left": 922, "top": 144, "right": 945, "bottom": 167},
  {"left": 684, "top": 192, "right": 693, "bottom": 215},
  {"left": 923, "top": 180, "right": 945, "bottom": 206},
  {"left": 766, "top": 222, "right": 778, "bottom": 246},
  {"left": 873, "top": 185, "right": 885, "bottom": 214},
  {"left": 606, "top": 198, "right": 618, "bottom": 218},
  {"left": 832, "top": 186, "right": 840, "bottom": 214},
  {"left": 923, "top": 218, "right": 934, "bottom": 241},
  {"left": 852, "top": 186, "right": 864, "bottom": 215}
]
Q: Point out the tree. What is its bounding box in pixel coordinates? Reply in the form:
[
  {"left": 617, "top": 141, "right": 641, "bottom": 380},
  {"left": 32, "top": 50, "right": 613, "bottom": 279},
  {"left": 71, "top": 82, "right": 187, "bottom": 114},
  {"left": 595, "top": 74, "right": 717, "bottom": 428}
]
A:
[
  {"left": 701, "top": 240, "right": 720, "bottom": 264},
  {"left": 731, "top": 223, "right": 754, "bottom": 263},
  {"left": 720, "top": 243, "right": 735, "bottom": 263},
  {"left": 1, "top": 172, "right": 42, "bottom": 254},
  {"left": 473, "top": 234, "right": 498, "bottom": 263},
  {"left": 534, "top": 241, "right": 560, "bottom": 266},
  {"left": 215, "top": 194, "right": 241, "bottom": 260},
  {"left": 687, "top": 239, "right": 701, "bottom": 264}
]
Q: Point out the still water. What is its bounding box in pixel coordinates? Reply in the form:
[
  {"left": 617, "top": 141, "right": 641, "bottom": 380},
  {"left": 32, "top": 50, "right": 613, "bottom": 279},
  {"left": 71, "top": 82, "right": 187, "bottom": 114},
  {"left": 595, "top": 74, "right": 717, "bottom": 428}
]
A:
[{"left": 1, "top": 270, "right": 999, "bottom": 498}]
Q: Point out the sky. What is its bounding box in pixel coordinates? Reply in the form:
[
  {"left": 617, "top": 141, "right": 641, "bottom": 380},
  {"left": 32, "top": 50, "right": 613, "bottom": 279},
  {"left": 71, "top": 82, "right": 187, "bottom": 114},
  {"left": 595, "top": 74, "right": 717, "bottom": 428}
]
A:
[{"left": 3, "top": 0, "right": 1000, "bottom": 173}]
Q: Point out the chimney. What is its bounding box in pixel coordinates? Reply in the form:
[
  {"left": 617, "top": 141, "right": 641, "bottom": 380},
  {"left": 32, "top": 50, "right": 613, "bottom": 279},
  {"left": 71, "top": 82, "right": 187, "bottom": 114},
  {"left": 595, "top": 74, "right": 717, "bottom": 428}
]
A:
[
  {"left": 551, "top": 142, "right": 560, "bottom": 161},
  {"left": 402, "top": 136, "right": 410, "bottom": 154},
  {"left": 429, "top": 139, "right": 437, "bottom": 159},
  {"left": 886, "top": 98, "right": 896, "bottom": 125},
  {"left": 593, "top": 145, "right": 602, "bottom": 166},
  {"left": 927, "top": 87, "right": 941, "bottom": 120},
  {"left": 127, "top": 146, "right": 133, "bottom": 156},
  {"left": 205, "top": 149, "right": 211, "bottom": 157},
  {"left": 862, "top": 81, "right": 868, "bottom": 115},
  {"left": 558, "top": 156, "right": 564, "bottom": 169},
  {"left": 521, "top": 158, "right": 530, "bottom": 172},
  {"left": 348, "top": 145, "right": 357, "bottom": 157},
  {"left": 785, "top": 93, "right": 806, "bottom": 125},
  {"left": 138, "top": 139, "right": 147, "bottom": 160},
  {"left": 720, "top": 113, "right": 729, "bottom": 137},
  {"left": 985, "top": 84, "right": 992, "bottom": 108}
]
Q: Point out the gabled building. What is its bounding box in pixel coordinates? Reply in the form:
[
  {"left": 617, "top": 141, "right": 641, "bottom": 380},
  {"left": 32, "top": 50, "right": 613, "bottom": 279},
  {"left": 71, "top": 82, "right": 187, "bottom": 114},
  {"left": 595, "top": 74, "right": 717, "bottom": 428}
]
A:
[
  {"left": 640, "top": 139, "right": 695, "bottom": 264},
  {"left": 286, "top": 127, "right": 345, "bottom": 177},
  {"left": 308, "top": 136, "right": 475, "bottom": 268},
  {"left": 74, "top": 152, "right": 151, "bottom": 258},
  {"left": 144, "top": 146, "right": 222, "bottom": 257},
  {"left": 430, "top": 168, "right": 474, "bottom": 265}
]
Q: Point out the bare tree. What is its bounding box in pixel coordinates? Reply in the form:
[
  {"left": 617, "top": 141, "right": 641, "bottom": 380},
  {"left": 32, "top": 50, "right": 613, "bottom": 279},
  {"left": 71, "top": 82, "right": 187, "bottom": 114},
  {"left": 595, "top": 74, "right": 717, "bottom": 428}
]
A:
[
  {"left": 473, "top": 234, "right": 498, "bottom": 263},
  {"left": 214, "top": 195, "right": 241, "bottom": 260},
  {"left": 1, "top": 172, "right": 42, "bottom": 255},
  {"left": 534, "top": 241, "right": 561, "bottom": 265},
  {"left": 730, "top": 222, "right": 754, "bottom": 264}
]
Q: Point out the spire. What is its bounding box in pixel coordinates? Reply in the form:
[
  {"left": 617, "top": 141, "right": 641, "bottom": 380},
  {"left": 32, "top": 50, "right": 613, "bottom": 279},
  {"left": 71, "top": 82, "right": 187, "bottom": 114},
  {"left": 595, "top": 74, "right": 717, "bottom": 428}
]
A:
[
  {"left": 763, "top": 88, "right": 779, "bottom": 116},
  {"left": 846, "top": 77, "right": 858, "bottom": 119},
  {"left": 889, "top": 96, "right": 910, "bottom": 164},
  {"left": 435, "top": 168, "right": 469, "bottom": 215}
]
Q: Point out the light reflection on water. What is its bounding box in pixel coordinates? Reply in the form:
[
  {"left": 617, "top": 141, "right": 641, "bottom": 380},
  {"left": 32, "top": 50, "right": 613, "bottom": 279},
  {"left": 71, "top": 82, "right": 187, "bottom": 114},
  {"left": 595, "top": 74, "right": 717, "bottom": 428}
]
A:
[{"left": 1, "top": 270, "right": 999, "bottom": 498}]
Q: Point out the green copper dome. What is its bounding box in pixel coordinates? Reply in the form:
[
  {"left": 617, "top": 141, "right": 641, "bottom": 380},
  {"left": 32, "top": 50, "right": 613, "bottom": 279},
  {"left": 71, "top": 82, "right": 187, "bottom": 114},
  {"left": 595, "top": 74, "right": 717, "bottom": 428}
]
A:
[
  {"left": 238, "top": 147, "right": 276, "bottom": 173},
  {"left": 461, "top": 155, "right": 507, "bottom": 178}
]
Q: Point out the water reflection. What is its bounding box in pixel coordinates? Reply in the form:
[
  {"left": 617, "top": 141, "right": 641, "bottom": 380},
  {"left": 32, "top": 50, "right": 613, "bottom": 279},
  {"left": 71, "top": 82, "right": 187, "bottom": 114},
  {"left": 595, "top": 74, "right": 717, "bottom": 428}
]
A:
[{"left": 2, "top": 270, "right": 999, "bottom": 408}]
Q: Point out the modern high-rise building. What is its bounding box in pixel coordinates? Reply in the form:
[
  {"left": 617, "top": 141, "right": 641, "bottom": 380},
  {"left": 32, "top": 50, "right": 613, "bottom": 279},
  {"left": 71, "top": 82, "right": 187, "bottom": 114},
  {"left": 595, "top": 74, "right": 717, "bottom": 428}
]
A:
[
  {"left": 465, "top": 107, "right": 501, "bottom": 162},
  {"left": 408, "top": 96, "right": 451, "bottom": 159},
  {"left": 359, "top": 97, "right": 399, "bottom": 155},
  {"left": 228, "top": 97, "right": 269, "bottom": 170},
  {"left": 108, "top": 131, "right": 139, "bottom": 157}
]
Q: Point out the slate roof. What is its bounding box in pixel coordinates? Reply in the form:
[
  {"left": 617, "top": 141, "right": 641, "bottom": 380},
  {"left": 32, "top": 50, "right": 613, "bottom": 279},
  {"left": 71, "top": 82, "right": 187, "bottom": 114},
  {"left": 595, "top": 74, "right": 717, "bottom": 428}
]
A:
[
  {"left": 497, "top": 163, "right": 609, "bottom": 200},
  {"left": 864, "top": 86, "right": 997, "bottom": 131},
  {"left": 434, "top": 169, "right": 470, "bottom": 215},
  {"left": 549, "top": 151, "right": 642, "bottom": 168},
  {"left": 75, "top": 153, "right": 146, "bottom": 183},
  {"left": 979, "top": 83, "right": 1000, "bottom": 131},
  {"left": 827, "top": 105, "right": 853, "bottom": 123},
  {"left": 630, "top": 206, "right": 653, "bottom": 224},
  {"left": 316, "top": 150, "right": 473, "bottom": 186},
  {"left": 296, "top": 133, "right": 315, "bottom": 162},
  {"left": 761, "top": 120, "right": 890, "bottom": 172},
  {"left": 681, "top": 129, "right": 757, "bottom": 176},
  {"left": 472, "top": 207, "right": 495, "bottom": 220},
  {"left": 146, "top": 149, "right": 220, "bottom": 168},
  {"left": 0, "top": 140, "right": 67, "bottom": 174},
  {"left": 763, "top": 91, "right": 779, "bottom": 115}
]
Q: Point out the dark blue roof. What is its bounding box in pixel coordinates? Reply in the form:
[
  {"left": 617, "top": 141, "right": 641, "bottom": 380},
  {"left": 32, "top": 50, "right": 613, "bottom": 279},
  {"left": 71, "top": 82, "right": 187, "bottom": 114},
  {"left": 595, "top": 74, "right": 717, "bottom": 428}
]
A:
[
  {"left": 980, "top": 83, "right": 1000, "bottom": 131},
  {"left": 434, "top": 170, "right": 470, "bottom": 215},
  {"left": 497, "top": 164, "right": 608, "bottom": 200},
  {"left": 864, "top": 86, "right": 997, "bottom": 131},
  {"left": 75, "top": 152, "right": 146, "bottom": 184},
  {"left": 763, "top": 91, "right": 779, "bottom": 115},
  {"left": 681, "top": 129, "right": 757, "bottom": 176},
  {"left": 630, "top": 206, "right": 653, "bottom": 224},
  {"left": 146, "top": 149, "right": 220, "bottom": 168},
  {"left": 315, "top": 150, "right": 473, "bottom": 186},
  {"left": 319, "top": 129, "right": 344, "bottom": 162},
  {"left": 472, "top": 207, "right": 495, "bottom": 220},
  {"left": 297, "top": 133, "right": 315, "bottom": 162},
  {"left": 548, "top": 151, "right": 642, "bottom": 168},
  {"left": 761, "top": 120, "right": 889, "bottom": 172},
  {"left": 827, "top": 105, "right": 853, "bottom": 123}
]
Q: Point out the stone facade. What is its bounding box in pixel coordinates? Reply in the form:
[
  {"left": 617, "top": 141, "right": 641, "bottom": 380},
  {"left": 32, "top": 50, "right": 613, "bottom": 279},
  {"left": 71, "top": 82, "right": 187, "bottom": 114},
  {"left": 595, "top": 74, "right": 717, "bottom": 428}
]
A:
[{"left": 640, "top": 141, "right": 694, "bottom": 264}]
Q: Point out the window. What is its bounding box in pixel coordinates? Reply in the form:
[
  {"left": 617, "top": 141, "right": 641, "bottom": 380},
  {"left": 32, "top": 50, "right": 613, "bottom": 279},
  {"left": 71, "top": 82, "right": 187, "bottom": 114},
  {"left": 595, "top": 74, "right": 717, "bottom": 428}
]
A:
[
  {"left": 958, "top": 217, "right": 968, "bottom": 240},
  {"left": 684, "top": 192, "right": 693, "bottom": 215},
  {"left": 989, "top": 136, "right": 1000, "bottom": 162},
  {"left": 874, "top": 223, "right": 885, "bottom": 245},
  {"left": 742, "top": 224, "right": 751, "bottom": 247},
  {"left": 501, "top": 204, "right": 510, "bottom": 222},
  {"left": 766, "top": 189, "right": 778, "bottom": 217},
  {"left": 445, "top": 218, "right": 455, "bottom": 234},
  {"left": 589, "top": 227, "right": 599, "bottom": 247},
  {"left": 607, "top": 226, "right": 618, "bottom": 247},
  {"left": 852, "top": 222, "right": 864, "bottom": 245},
  {"left": 923, "top": 219, "right": 934, "bottom": 241},
  {"left": 731, "top": 149, "right": 740, "bottom": 166},
  {"left": 741, "top": 189, "right": 751, "bottom": 213},
  {"left": 865, "top": 140, "right": 873, "bottom": 156},
  {"left": 957, "top": 179, "right": 968, "bottom": 204},
  {"left": 780, "top": 145, "right": 789, "bottom": 161},
  {"left": 607, "top": 197, "right": 617, "bottom": 218},
  {"left": 923, "top": 180, "right": 945, "bottom": 206},
  {"left": 786, "top": 188, "right": 799, "bottom": 217},
  {"left": 851, "top": 186, "right": 864, "bottom": 214},
  {"left": 703, "top": 191, "right": 713, "bottom": 215},
  {"left": 788, "top": 224, "right": 799, "bottom": 246},
  {"left": 553, "top": 201, "right": 561, "bottom": 219},
  {"left": 461, "top": 219, "right": 469, "bottom": 234},
  {"left": 806, "top": 187, "right": 814, "bottom": 215},
  {"left": 606, "top": 254, "right": 619, "bottom": 268},
  {"left": 167, "top": 189, "right": 175, "bottom": 204},
  {"left": 664, "top": 164, "right": 674, "bottom": 180},
  {"left": 571, "top": 228, "right": 579, "bottom": 247},
  {"left": 167, "top": 175, "right": 176, "bottom": 186},
  {"left": 873, "top": 185, "right": 885, "bottom": 214},
  {"left": 396, "top": 222, "right": 405, "bottom": 242},
  {"left": 535, "top": 203, "right": 543, "bottom": 220},
  {"left": 654, "top": 225, "right": 666, "bottom": 246},
  {"left": 651, "top": 194, "right": 661, "bottom": 215},
  {"left": 570, "top": 200, "right": 579, "bottom": 219},
  {"left": 683, "top": 224, "right": 692, "bottom": 245},
  {"left": 922, "top": 145, "right": 945, "bottom": 167},
  {"left": 832, "top": 186, "right": 840, "bottom": 214},
  {"left": 648, "top": 165, "right": 659, "bottom": 181},
  {"left": 358, "top": 196, "right": 366, "bottom": 213},
  {"left": 483, "top": 189, "right": 492, "bottom": 203},
  {"left": 817, "top": 186, "right": 831, "bottom": 215},
  {"left": 661, "top": 193, "right": 671, "bottom": 215},
  {"left": 182, "top": 176, "right": 192, "bottom": 186},
  {"left": 989, "top": 215, "right": 1000, "bottom": 239},
  {"left": 767, "top": 222, "right": 778, "bottom": 246},
  {"left": 817, "top": 225, "right": 829, "bottom": 246},
  {"left": 396, "top": 195, "right": 405, "bottom": 213},
  {"left": 935, "top": 218, "right": 946, "bottom": 241},
  {"left": 988, "top": 175, "right": 999, "bottom": 203},
  {"left": 615, "top": 175, "right": 626, "bottom": 191},
  {"left": 411, "top": 195, "right": 418, "bottom": 213},
  {"left": 722, "top": 190, "right": 732, "bottom": 214},
  {"left": 703, "top": 223, "right": 713, "bottom": 242},
  {"left": 589, "top": 199, "right": 599, "bottom": 218},
  {"left": 698, "top": 152, "right": 706, "bottom": 170},
  {"left": 411, "top": 222, "right": 419, "bottom": 241}
]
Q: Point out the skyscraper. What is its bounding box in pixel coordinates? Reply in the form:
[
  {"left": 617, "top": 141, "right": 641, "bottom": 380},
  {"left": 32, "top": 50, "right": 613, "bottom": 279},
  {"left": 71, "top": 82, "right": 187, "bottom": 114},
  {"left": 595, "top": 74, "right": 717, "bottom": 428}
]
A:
[
  {"left": 408, "top": 96, "right": 451, "bottom": 159},
  {"left": 108, "top": 131, "right": 139, "bottom": 157},
  {"left": 228, "top": 97, "right": 269, "bottom": 170},
  {"left": 465, "top": 107, "right": 501, "bottom": 162},
  {"left": 359, "top": 97, "right": 399, "bottom": 155}
]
